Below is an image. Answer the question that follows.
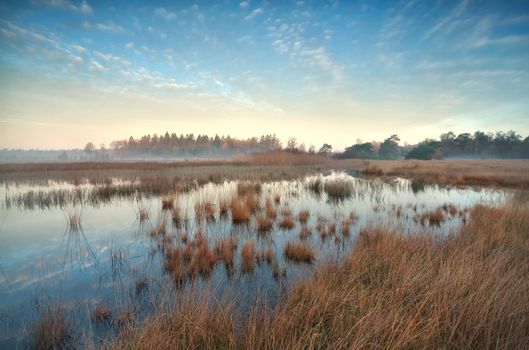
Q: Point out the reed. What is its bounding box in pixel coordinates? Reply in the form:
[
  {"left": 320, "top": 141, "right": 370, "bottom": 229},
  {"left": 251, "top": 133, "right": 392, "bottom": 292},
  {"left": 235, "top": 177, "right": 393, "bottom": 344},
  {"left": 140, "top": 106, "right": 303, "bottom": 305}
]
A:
[
  {"left": 256, "top": 215, "right": 273, "bottom": 232},
  {"left": 241, "top": 241, "right": 255, "bottom": 273},
  {"left": 298, "top": 210, "right": 310, "bottom": 223},
  {"left": 284, "top": 242, "right": 315, "bottom": 263},
  {"left": 29, "top": 305, "right": 73, "bottom": 350},
  {"left": 230, "top": 197, "right": 251, "bottom": 223},
  {"left": 92, "top": 302, "right": 112, "bottom": 322}
]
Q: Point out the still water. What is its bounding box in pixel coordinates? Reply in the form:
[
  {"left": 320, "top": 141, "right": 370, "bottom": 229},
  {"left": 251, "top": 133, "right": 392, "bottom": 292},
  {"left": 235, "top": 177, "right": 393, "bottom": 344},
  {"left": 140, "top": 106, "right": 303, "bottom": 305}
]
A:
[{"left": 0, "top": 172, "right": 509, "bottom": 347}]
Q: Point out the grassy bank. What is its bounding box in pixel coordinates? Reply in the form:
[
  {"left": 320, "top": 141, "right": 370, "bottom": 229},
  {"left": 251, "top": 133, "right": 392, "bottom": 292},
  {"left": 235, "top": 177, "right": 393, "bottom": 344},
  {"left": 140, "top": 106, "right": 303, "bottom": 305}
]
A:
[{"left": 107, "top": 199, "right": 529, "bottom": 349}]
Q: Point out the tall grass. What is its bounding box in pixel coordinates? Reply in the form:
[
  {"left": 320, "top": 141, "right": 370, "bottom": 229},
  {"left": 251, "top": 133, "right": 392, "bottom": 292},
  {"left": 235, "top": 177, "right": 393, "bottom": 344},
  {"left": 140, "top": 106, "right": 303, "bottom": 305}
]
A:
[{"left": 110, "top": 200, "right": 529, "bottom": 349}]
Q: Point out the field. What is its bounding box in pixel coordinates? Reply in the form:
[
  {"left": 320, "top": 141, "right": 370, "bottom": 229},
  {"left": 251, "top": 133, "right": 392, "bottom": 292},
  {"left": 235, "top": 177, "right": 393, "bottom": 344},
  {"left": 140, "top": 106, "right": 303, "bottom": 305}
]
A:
[{"left": 0, "top": 155, "right": 528, "bottom": 349}]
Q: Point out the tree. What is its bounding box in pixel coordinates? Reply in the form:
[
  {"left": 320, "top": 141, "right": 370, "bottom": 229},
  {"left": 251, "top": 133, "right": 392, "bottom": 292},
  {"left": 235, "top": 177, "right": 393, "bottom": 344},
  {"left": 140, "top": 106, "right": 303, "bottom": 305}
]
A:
[
  {"left": 286, "top": 137, "right": 298, "bottom": 152},
  {"left": 342, "top": 142, "right": 374, "bottom": 159},
  {"left": 318, "top": 143, "right": 333, "bottom": 156},
  {"left": 378, "top": 135, "right": 401, "bottom": 159},
  {"left": 405, "top": 144, "right": 436, "bottom": 160}
]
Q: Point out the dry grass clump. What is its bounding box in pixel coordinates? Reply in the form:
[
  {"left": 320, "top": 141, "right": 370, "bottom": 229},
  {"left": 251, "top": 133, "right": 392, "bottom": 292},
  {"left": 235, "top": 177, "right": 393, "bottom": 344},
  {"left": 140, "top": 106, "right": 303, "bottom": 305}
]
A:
[
  {"left": 149, "top": 224, "right": 166, "bottom": 237},
  {"left": 29, "top": 305, "right": 73, "bottom": 350},
  {"left": 161, "top": 197, "right": 174, "bottom": 210},
  {"left": 298, "top": 210, "right": 310, "bottom": 223},
  {"left": 360, "top": 163, "right": 384, "bottom": 176},
  {"left": 219, "top": 200, "right": 229, "bottom": 217},
  {"left": 215, "top": 237, "right": 238, "bottom": 273},
  {"left": 230, "top": 197, "right": 251, "bottom": 223},
  {"left": 265, "top": 199, "right": 277, "bottom": 219},
  {"left": 164, "top": 235, "right": 222, "bottom": 283},
  {"left": 111, "top": 200, "right": 529, "bottom": 349},
  {"left": 138, "top": 207, "right": 149, "bottom": 222},
  {"left": 256, "top": 248, "right": 274, "bottom": 265},
  {"left": 279, "top": 216, "right": 295, "bottom": 230},
  {"left": 92, "top": 302, "right": 112, "bottom": 322},
  {"left": 241, "top": 241, "right": 255, "bottom": 273},
  {"left": 442, "top": 203, "right": 459, "bottom": 216},
  {"left": 274, "top": 194, "right": 281, "bottom": 205},
  {"left": 171, "top": 206, "right": 181, "bottom": 224},
  {"left": 195, "top": 201, "right": 216, "bottom": 221},
  {"left": 284, "top": 242, "right": 315, "bottom": 263},
  {"left": 237, "top": 181, "right": 261, "bottom": 196},
  {"left": 323, "top": 179, "right": 354, "bottom": 200},
  {"left": 419, "top": 208, "right": 445, "bottom": 226},
  {"left": 299, "top": 226, "right": 312, "bottom": 240},
  {"left": 256, "top": 215, "right": 273, "bottom": 232},
  {"left": 245, "top": 193, "right": 260, "bottom": 213}
]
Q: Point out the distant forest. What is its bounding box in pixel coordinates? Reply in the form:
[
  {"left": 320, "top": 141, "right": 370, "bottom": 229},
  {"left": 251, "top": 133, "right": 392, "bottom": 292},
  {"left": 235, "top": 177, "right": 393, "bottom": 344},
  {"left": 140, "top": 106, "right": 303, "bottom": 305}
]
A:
[
  {"left": 106, "top": 130, "right": 529, "bottom": 160},
  {"left": 1, "top": 130, "right": 528, "bottom": 162}
]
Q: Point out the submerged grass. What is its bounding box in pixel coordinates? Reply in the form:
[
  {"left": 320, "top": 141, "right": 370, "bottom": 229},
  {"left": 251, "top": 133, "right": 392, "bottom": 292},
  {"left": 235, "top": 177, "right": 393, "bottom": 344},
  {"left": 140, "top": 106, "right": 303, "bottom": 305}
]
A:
[{"left": 109, "top": 198, "right": 529, "bottom": 349}]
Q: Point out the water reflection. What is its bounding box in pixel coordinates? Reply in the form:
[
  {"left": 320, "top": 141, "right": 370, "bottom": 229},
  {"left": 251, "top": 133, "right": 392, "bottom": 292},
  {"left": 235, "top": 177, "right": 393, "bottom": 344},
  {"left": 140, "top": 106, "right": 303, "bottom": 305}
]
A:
[{"left": 0, "top": 172, "right": 510, "bottom": 346}]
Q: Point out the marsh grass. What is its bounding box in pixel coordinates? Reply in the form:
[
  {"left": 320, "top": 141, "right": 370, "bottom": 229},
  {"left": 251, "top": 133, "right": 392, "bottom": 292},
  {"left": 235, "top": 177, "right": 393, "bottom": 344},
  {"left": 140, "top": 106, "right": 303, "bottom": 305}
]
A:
[
  {"left": 29, "top": 305, "right": 74, "bottom": 350},
  {"left": 323, "top": 178, "right": 354, "bottom": 200},
  {"left": 241, "top": 241, "right": 255, "bottom": 273},
  {"left": 256, "top": 215, "right": 273, "bottom": 232},
  {"left": 230, "top": 198, "right": 251, "bottom": 223},
  {"left": 110, "top": 200, "right": 529, "bottom": 349},
  {"left": 92, "top": 302, "right": 112, "bottom": 323},
  {"left": 284, "top": 242, "right": 315, "bottom": 263},
  {"left": 297, "top": 210, "right": 310, "bottom": 223}
]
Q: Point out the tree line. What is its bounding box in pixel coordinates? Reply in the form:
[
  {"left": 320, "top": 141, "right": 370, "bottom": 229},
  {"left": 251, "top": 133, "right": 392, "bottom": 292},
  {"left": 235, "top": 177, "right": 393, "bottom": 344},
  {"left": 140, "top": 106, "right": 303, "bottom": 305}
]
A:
[{"left": 78, "top": 130, "right": 528, "bottom": 161}]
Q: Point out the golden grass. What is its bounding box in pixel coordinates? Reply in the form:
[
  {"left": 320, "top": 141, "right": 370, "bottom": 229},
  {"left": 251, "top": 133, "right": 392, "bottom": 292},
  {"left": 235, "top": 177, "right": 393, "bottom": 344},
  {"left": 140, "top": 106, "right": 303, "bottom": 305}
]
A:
[
  {"left": 111, "top": 199, "right": 529, "bottom": 349},
  {"left": 297, "top": 210, "right": 310, "bottom": 223},
  {"left": 92, "top": 302, "right": 112, "bottom": 322},
  {"left": 350, "top": 159, "right": 529, "bottom": 188},
  {"left": 278, "top": 216, "right": 295, "bottom": 230},
  {"left": 284, "top": 242, "right": 315, "bottom": 263},
  {"left": 230, "top": 198, "right": 251, "bottom": 223},
  {"left": 299, "top": 226, "right": 312, "bottom": 240},
  {"left": 30, "top": 305, "right": 73, "bottom": 350},
  {"left": 241, "top": 241, "right": 256, "bottom": 273},
  {"left": 256, "top": 215, "right": 273, "bottom": 232},
  {"left": 161, "top": 197, "right": 174, "bottom": 210}
]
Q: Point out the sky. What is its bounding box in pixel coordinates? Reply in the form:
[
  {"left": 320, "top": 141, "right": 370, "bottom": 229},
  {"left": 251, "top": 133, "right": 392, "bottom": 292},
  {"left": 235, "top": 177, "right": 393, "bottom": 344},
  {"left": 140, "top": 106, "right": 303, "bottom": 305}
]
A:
[{"left": 0, "top": 0, "right": 528, "bottom": 150}]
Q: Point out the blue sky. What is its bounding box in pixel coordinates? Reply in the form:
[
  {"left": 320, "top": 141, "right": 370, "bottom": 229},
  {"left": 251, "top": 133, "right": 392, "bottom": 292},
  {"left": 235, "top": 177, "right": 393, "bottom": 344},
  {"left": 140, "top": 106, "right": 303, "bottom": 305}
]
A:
[{"left": 1, "top": 0, "right": 528, "bottom": 149}]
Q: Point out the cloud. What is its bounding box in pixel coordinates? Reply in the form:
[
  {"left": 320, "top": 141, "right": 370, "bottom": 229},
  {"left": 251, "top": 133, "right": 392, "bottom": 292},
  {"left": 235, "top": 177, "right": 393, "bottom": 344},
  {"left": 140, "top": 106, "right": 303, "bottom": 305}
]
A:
[
  {"left": 83, "top": 21, "right": 125, "bottom": 34},
  {"left": 240, "top": 1, "right": 249, "bottom": 9},
  {"left": 473, "top": 34, "right": 529, "bottom": 48},
  {"left": 34, "top": 0, "right": 92, "bottom": 15},
  {"left": 125, "top": 41, "right": 134, "bottom": 49},
  {"left": 154, "top": 7, "right": 176, "bottom": 21},
  {"left": 71, "top": 44, "right": 87, "bottom": 53},
  {"left": 424, "top": 0, "right": 469, "bottom": 40},
  {"left": 93, "top": 50, "right": 130, "bottom": 65},
  {"left": 244, "top": 8, "right": 264, "bottom": 21}
]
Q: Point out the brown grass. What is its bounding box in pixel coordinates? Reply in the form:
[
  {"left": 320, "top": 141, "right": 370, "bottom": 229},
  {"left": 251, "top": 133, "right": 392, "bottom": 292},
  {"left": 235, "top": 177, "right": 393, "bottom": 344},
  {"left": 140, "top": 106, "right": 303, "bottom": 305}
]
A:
[
  {"left": 230, "top": 198, "right": 251, "bottom": 223},
  {"left": 299, "top": 226, "right": 312, "bottom": 240},
  {"left": 284, "top": 242, "right": 315, "bottom": 263},
  {"left": 419, "top": 208, "right": 445, "bottom": 226},
  {"left": 161, "top": 197, "right": 174, "bottom": 210},
  {"left": 278, "top": 216, "right": 295, "bottom": 230},
  {"left": 265, "top": 199, "right": 277, "bottom": 219},
  {"left": 30, "top": 305, "right": 73, "bottom": 350},
  {"left": 149, "top": 224, "right": 166, "bottom": 237},
  {"left": 215, "top": 237, "right": 238, "bottom": 273},
  {"left": 92, "top": 302, "right": 112, "bottom": 322},
  {"left": 110, "top": 200, "right": 529, "bottom": 349},
  {"left": 256, "top": 215, "right": 273, "bottom": 232},
  {"left": 241, "top": 241, "right": 255, "bottom": 273},
  {"left": 349, "top": 159, "right": 529, "bottom": 189},
  {"left": 298, "top": 210, "right": 310, "bottom": 223}
]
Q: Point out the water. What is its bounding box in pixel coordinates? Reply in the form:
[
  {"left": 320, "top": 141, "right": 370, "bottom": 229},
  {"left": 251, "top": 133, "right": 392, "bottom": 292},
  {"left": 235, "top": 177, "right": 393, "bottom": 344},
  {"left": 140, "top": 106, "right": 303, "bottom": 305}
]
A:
[{"left": 0, "top": 172, "right": 509, "bottom": 347}]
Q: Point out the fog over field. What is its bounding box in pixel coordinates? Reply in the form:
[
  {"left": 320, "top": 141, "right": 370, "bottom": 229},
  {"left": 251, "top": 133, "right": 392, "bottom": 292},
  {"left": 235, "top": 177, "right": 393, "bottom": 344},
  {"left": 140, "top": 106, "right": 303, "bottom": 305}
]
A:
[{"left": 1, "top": 1, "right": 529, "bottom": 349}]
